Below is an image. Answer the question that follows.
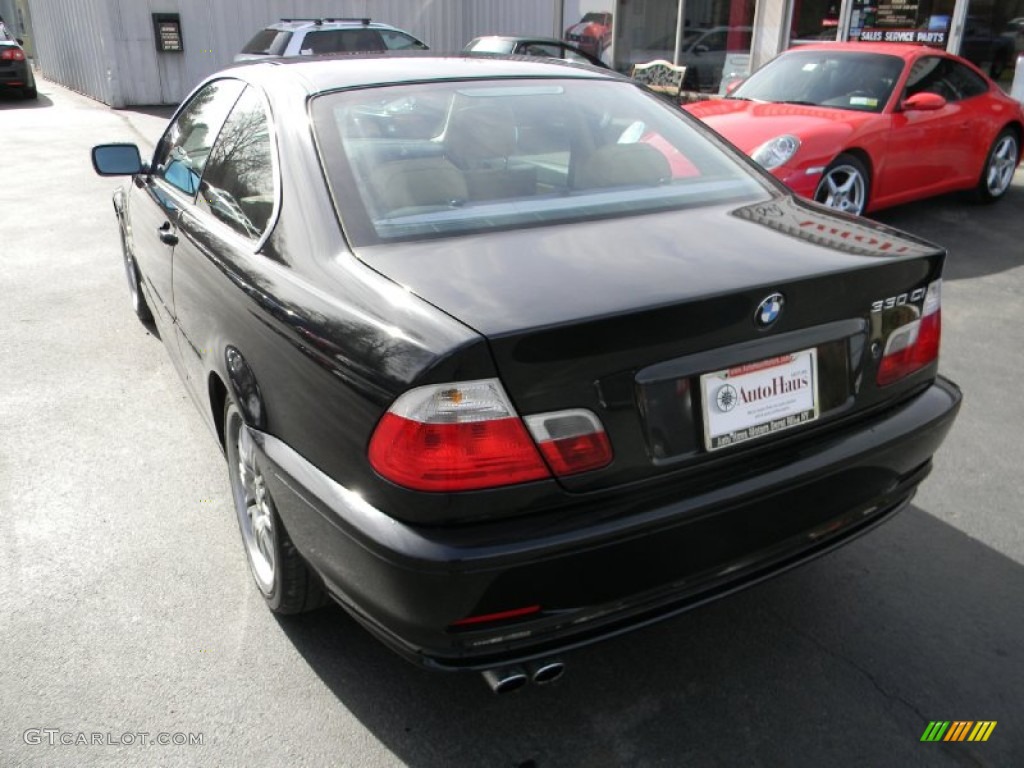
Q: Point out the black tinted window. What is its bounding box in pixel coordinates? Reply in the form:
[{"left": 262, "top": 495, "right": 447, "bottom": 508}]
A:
[
  {"left": 241, "top": 29, "right": 292, "bottom": 56},
  {"left": 301, "top": 29, "right": 385, "bottom": 54},
  {"left": 905, "top": 57, "right": 989, "bottom": 101},
  {"left": 198, "top": 87, "right": 276, "bottom": 240},
  {"left": 154, "top": 79, "right": 246, "bottom": 196}
]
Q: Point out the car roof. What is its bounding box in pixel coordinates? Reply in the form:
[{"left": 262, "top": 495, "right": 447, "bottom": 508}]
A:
[
  {"left": 229, "top": 52, "right": 620, "bottom": 94},
  {"left": 265, "top": 18, "right": 402, "bottom": 32},
  {"left": 472, "top": 35, "right": 575, "bottom": 45}
]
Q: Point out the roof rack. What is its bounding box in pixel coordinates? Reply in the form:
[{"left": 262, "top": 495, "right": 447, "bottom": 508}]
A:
[{"left": 279, "top": 18, "right": 372, "bottom": 26}]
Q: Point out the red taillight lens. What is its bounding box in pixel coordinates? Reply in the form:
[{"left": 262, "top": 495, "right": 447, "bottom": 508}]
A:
[
  {"left": 368, "top": 379, "right": 550, "bottom": 492},
  {"left": 1, "top": 48, "right": 26, "bottom": 61},
  {"left": 877, "top": 280, "right": 942, "bottom": 386},
  {"left": 524, "top": 409, "right": 613, "bottom": 476},
  {"left": 368, "top": 381, "right": 614, "bottom": 492}
]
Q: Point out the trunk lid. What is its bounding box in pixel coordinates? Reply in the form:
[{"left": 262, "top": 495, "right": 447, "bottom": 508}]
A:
[{"left": 355, "top": 195, "right": 945, "bottom": 491}]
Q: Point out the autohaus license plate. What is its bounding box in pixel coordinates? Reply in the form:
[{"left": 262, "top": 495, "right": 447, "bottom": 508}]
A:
[{"left": 700, "top": 348, "right": 819, "bottom": 451}]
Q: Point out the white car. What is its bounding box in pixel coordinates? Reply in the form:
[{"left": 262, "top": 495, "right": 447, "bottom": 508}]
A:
[{"left": 235, "top": 18, "right": 427, "bottom": 62}]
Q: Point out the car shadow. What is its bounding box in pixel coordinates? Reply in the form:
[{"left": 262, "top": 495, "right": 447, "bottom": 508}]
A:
[
  {"left": 0, "top": 91, "right": 53, "bottom": 108},
  {"left": 116, "top": 104, "right": 176, "bottom": 120},
  {"left": 275, "top": 506, "right": 1022, "bottom": 765},
  {"left": 871, "top": 173, "right": 1024, "bottom": 282}
]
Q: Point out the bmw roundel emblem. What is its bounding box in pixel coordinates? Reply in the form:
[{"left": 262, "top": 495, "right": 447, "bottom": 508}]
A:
[{"left": 755, "top": 293, "right": 785, "bottom": 328}]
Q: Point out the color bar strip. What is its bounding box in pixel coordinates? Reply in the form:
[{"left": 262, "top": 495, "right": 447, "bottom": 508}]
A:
[{"left": 921, "top": 721, "right": 950, "bottom": 742}]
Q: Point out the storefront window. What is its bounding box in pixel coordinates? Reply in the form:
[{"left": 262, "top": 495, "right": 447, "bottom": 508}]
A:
[
  {"left": 844, "top": 0, "right": 1021, "bottom": 84},
  {"left": 849, "top": 0, "right": 957, "bottom": 46},
  {"left": 791, "top": 0, "right": 843, "bottom": 44},
  {"left": 611, "top": 0, "right": 755, "bottom": 94},
  {"left": 956, "top": 0, "right": 1022, "bottom": 82}
]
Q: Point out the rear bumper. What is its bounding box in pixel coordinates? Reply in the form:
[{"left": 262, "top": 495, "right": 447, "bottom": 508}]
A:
[
  {"left": 258, "top": 376, "right": 960, "bottom": 670},
  {"left": 0, "top": 61, "right": 33, "bottom": 90}
]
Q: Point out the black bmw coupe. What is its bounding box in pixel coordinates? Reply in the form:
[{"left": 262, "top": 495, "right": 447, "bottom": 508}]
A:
[{"left": 92, "top": 54, "right": 960, "bottom": 693}]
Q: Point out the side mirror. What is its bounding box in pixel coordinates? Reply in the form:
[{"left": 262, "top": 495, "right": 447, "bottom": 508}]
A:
[
  {"left": 901, "top": 92, "right": 946, "bottom": 111},
  {"left": 91, "top": 143, "right": 145, "bottom": 176},
  {"left": 16, "top": 38, "right": 24, "bottom": 45}
]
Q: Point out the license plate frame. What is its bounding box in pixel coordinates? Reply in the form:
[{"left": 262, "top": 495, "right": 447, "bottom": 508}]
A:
[{"left": 700, "top": 348, "right": 819, "bottom": 452}]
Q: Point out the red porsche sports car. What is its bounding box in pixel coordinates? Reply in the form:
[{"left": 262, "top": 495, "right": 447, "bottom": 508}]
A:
[{"left": 685, "top": 43, "right": 1023, "bottom": 215}]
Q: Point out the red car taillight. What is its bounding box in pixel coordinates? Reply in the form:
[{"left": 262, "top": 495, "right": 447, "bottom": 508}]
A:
[
  {"left": 368, "top": 379, "right": 612, "bottom": 492},
  {"left": 877, "top": 280, "right": 942, "bottom": 387},
  {"left": 0, "top": 48, "right": 26, "bottom": 61},
  {"left": 524, "top": 409, "right": 613, "bottom": 476}
]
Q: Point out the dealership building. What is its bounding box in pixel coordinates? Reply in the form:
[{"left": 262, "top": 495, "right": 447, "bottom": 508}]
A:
[{"left": 6, "top": 0, "right": 1022, "bottom": 107}]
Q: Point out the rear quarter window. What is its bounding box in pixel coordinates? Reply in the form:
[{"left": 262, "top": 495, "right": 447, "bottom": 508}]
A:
[
  {"left": 380, "top": 30, "right": 428, "bottom": 50},
  {"left": 241, "top": 29, "right": 292, "bottom": 56},
  {"left": 197, "top": 87, "right": 277, "bottom": 240}
]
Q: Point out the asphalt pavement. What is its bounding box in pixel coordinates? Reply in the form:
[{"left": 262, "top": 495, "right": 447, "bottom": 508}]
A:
[{"left": 1, "top": 78, "right": 1022, "bottom": 767}]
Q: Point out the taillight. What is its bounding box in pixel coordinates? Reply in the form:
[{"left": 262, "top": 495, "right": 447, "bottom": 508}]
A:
[
  {"left": 524, "top": 409, "right": 613, "bottom": 475},
  {"left": 368, "top": 379, "right": 614, "bottom": 492},
  {"left": 368, "top": 379, "right": 549, "bottom": 492},
  {"left": 0, "top": 48, "right": 26, "bottom": 61},
  {"left": 877, "top": 280, "right": 941, "bottom": 386}
]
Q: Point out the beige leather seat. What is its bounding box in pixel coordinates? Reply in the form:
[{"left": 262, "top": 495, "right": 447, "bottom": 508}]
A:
[
  {"left": 575, "top": 143, "right": 671, "bottom": 189},
  {"left": 445, "top": 104, "right": 536, "bottom": 200},
  {"left": 370, "top": 157, "right": 467, "bottom": 217}
]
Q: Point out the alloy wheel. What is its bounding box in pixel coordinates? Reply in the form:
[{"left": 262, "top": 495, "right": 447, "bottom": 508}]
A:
[
  {"left": 815, "top": 164, "right": 867, "bottom": 215},
  {"left": 985, "top": 134, "right": 1017, "bottom": 198},
  {"left": 232, "top": 422, "right": 277, "bottom": 594}
]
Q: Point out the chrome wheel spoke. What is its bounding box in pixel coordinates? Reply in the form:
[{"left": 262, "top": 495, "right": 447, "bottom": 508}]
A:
[{"left": 232, "top": 420, "right": 277, "bottom": 594}]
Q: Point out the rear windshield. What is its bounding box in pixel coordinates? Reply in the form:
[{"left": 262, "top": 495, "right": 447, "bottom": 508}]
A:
[
  {"left": 312, "top": 78, "right": 767, "bottom": 244},
  {"left": 241, "top": 29, "right": 292, "bottom": 56}
]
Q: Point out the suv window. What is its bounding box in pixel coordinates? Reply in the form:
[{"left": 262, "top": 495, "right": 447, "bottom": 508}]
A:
[
  {"left": 379, "top": 29, "right": 427, "bottom": 50},
  {"left": 197, "top": 87, "right": 276, "bottom": 240},
  {"left": 154, "top": 79, "right": 246, "bottom": 196},
  {"left": 241, "top": 29, "right": 292, "bottom": 56},
  {"left": 301, "top": 28, "right": 385, "bottom": 54},
  {"left": 905, "top": 57, "right": 989, "bottom": 102}
]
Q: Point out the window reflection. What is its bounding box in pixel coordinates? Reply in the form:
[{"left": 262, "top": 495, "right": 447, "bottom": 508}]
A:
[
  {"left": 155, "top": 80, "right": 245, "bottom": 196},
  {"left": 197, "top": 87, "right": 276, "bottom": 240}
]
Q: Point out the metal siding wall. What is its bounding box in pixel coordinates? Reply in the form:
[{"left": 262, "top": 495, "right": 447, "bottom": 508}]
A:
[
  {"left": 26, "top": 0, "right": 559, "bottom": 106},
  {"left": 26, "top": 0, "right": 117, "bottom": 105},
  {"left": 468, "top": 0, "right": 559, "bottom": 40}
]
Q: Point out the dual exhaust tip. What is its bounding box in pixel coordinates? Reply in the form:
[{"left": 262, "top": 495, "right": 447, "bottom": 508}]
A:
[{"left": 481, "top": 659, "right": 565, "bottom": 694}]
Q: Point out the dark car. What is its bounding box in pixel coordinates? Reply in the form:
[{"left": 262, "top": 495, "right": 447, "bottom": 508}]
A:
[
  {"left": 0, "top": 22, "right": 35, "bottom": 99},
  {"left": 91, "top": 55, "right": 960, "bottom": 692},
  {"left": 464, "top": 35, "right": 607, "bottom": 68}
]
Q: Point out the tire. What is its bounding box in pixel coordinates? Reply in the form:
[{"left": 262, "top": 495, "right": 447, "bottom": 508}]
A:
[
  {"left": 975, "top": 129, "right": 1018, "bottom": 204},
  {"left": 22, "top": 86, "right": 37, "bottom": 99},
  {"left": 120, "top": 226, "right": 153, "bottom": 324},
  {"left": 224, "top": 399, "right": 325, "bottom": 614},
  {"left": 814, "top": 153, "right": 870, "bottom": 215}
]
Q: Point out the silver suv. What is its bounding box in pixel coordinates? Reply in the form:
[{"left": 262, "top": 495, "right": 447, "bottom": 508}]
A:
[{"left": 235, "top": 18, "right": 427, "bottom": 62}]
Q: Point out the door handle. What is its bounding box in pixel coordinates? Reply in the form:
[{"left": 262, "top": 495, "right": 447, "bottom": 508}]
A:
[{"left": 158, "top": 221, "right": 178, "bottom": 246}]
